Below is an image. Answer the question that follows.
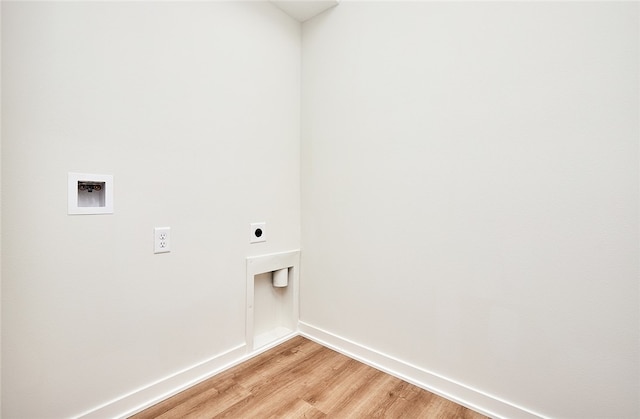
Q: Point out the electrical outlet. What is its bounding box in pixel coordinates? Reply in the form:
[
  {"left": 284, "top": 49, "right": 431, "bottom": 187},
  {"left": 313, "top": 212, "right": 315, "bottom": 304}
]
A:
[
  {"left": 250, "top": 222, "right": 266, "bottom": 243},
  {"left": 154, "top": 227, "right": 171, "bottom": 253}
]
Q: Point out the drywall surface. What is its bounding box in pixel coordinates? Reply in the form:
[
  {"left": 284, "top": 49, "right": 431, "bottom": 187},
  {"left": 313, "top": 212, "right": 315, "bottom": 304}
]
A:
[
  {"left": 1, "top": 2, "right": 300, "bottom": 417},
  {"left": 301, "top": 2, "right": 639, "bottom": 417},
  {"left": 0, "top": 4, "right": 3, "bottom": 415}
]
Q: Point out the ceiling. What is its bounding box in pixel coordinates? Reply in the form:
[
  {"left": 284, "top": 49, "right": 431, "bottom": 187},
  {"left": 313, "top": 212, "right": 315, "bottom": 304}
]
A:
[{"left": 270, "top": 0, "right": 339, "bottom": 22}]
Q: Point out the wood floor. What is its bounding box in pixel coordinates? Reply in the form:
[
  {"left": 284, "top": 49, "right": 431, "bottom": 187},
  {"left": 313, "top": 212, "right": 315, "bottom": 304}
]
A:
[{"left": 131, "top": 336, "right": 488, "bottom": 419}]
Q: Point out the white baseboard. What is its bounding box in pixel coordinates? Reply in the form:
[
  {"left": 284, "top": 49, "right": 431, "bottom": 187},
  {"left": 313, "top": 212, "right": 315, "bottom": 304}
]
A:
[
  {"left": 75, "top": 329, "right": 300, "bottom": 419},
  {"left": 298, "top": 321, "right": 544, "bottom": 419},
  {"left": 75, "top": 343, "right": 247, "bottom": 419},
  {"left": 75, "top": 322, "right": 543, "bottom": 419}
]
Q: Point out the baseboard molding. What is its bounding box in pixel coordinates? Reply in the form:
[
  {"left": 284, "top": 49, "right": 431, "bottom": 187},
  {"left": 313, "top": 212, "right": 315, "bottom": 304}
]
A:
[
  {"left": 75, "top": 322, "right": 543, "bottom": 419},
  {"left": 298, "top": 321, "right": 544, "bottom": 419},
  {"left": 75, "top": 329, "right": 300, "bottom": 419},
  {"left": 75, "top": 343, "right": 247, "bottom": 419}
]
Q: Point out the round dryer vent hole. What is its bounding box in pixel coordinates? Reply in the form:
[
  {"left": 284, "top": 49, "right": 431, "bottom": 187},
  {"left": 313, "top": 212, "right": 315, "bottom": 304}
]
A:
[{"left": 250, "top": 222, "right": 266, "bottom": 243}]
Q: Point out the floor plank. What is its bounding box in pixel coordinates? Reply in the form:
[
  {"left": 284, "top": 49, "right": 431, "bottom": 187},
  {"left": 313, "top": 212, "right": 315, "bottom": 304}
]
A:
[{"left": 131, "top": 336, "right": 488, "bottom": 419}]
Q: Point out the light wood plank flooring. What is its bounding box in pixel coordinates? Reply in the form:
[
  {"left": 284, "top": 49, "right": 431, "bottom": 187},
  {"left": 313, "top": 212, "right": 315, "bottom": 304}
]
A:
[{"left": 131, "top": 336, "right": 488, "bottom": 418}]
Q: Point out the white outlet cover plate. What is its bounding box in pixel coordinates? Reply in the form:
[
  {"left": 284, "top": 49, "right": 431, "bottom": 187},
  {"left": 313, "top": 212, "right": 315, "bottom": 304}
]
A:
[
  {"left": 154, "top": 227, "right": 171, "bottom": 253},
  {"left": 250, "top": 222, "right": 266, "bottom": 243}
]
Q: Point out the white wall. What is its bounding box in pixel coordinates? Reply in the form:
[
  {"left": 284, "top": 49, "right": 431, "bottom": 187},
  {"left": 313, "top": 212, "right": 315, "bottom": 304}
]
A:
[
  {"left": 0, "top": 3, "right": 3, "bottom": 414},
  {"left": 3, "top": 1, "right": 639, "bottom": 418},
  {"left": 1, "top": 2, "right": 300, "bottom": 417},
  {"left": 301, "top": 2, "right": 639, "bottom": 418}
]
